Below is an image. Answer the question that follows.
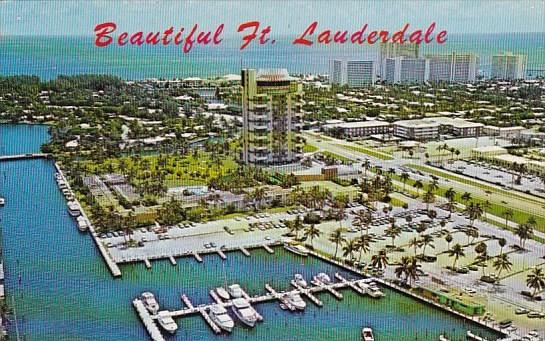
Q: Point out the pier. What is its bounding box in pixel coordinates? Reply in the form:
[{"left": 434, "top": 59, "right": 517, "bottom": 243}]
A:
[
  {"left": 193, "top": 252, "right": 203, "bottom": 263},
  {"left": 217, "top": 250, "right": 226, "bottom": 260},
  {"left": 133, "top": 273, "right": 379, "bottom": 339},
  {"left": 168, "top": 256, "right": 177, "bottom": 266},
  {"left": 0, "top": 153, "right": 49, "bottom": 162},
  {"left": 239, "top": 247, "right": 250, "bottom": 257},
  {"left": 132, "top": 299, "right": 165, "bottom": 341},
  {"left": 263, "top": 244, "right": 274, "bottom": 254}
]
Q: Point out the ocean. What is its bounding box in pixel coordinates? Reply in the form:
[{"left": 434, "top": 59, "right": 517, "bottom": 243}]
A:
[{"left": 0, "top": 33, "right": 543, "bottom": 80}]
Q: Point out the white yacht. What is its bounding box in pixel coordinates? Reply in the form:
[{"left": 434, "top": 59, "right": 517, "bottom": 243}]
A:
[
  {"left": 286, "top": 292, "right": 306, "bottom": 310},
  {"left": 367, "top": 282, "right": 385, "bottom": 298},
  {"left": 294, "top": 274, "right": 307, "bottom": 288},
  {"left": 157, "top": 311, "right": 178, "bottom": 334},
  {"left": 209, "top": 304, "right": 234, "bottom": 332},
  {"left": 0, "top": 197, "right": 5, "bottom": 206},
  {"left": 283, "top": 242, "right": 309, "bottom": 256},
  {"left": 231, "top": 298, "right": 258, "bottom": 327},
  {"left": 67, "top": 201, "right": 81, "bottom": 217},
  {"left": 216, "top": 287, "right": 230, "bottom": 300},
  {"left": 141, "top": 292, "right": 159, "bottom": 314},
  {"left": 315, "top": 272, "right": 331, "bottom": 284},
  {"left": 227, "top": 284, "right": 243, "bottom": 298},
  {"left": 76, "top": 216, "right": 88, "bottom": 232},
  {"left": 361, "top": 327, "right": 374, "bottom": 341}
]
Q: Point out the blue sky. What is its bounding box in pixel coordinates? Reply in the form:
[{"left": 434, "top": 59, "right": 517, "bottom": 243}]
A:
[{"left": 0, "top": 0, "right": 543, "bottom": 36}]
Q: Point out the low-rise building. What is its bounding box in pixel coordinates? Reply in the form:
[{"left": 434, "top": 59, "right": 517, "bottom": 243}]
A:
[
  {"left": 322, "top": 120, "right": 391, "bottom": 138},
  {"left": 393, "top": 119, "right": 440, "bottom": 140},
  {"left": 422, "top": 117, "right": 483, "bottom": 137},
  {"left": 483, "top": 125, "right": 526, "bottom": 139}
]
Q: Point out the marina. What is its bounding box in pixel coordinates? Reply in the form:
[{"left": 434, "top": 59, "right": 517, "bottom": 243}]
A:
[{"left": 133, "top": 273, "right": 383, "bottom": 339}]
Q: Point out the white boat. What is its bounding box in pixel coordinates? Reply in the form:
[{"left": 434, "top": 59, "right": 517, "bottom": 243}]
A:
[
  {"left": 216, "top": 287, "right": 230, "bottom": 300},
  {"left": 367, "top": 282, "right": 385, "bottom": 298},
  {"left": 67, "top": 201, "right": 81, "bottom": 217},
  {"left": 283, "top": 242, "right": 309, "bottom": 256},
  {"left": 209, "top": 304, "right": 234, "bottom": 332},
  {"left": 361, "top": 327, "right": 374, "bottom": 341},
  {"left": 57, "top": 180, "right": 67, "bottom": 189},
  {"left": 315, "top": 272, "right": 331, "bottom": 284},
  {"left": 0, "top": 197, "right": 5, "bottom": 206},
  {"left": 141, "top": 292, "right": 159, "bottom": 314},
  {"left": 439, "top": 335, "right": 450, "bottom": 341},
  {"left": 294, "top": 274, "right": 307, "bottom": 288},
  {"left": 231, "top": 298, "right": 258, "bottom": 327},
  {"left": 286, "top": 292, "right": 306, "bottom": 310},
  {"left": 76, "top": 216, "right": 88, "bottom": 232},
  {"left": 227, "top": 284, "right": 243, "bottom": 298},
  {"left": 157, "top": 311, "right": 178, "bottom": 334}
]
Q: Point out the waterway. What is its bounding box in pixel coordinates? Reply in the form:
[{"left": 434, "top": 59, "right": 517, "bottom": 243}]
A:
[{"left": 0, "top": 124, "right": 502, "bottom": 340}]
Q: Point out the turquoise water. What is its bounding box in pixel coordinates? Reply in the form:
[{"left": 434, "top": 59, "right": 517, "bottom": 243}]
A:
[
  {"left": 0, "top": 124, "right": 50, "bottom": 156},
  {"left": 0, "top": 33, "right": 543, "bottom": 80},
  {"left": 0, "top": 124, "right": 502, "bottom": 340}
]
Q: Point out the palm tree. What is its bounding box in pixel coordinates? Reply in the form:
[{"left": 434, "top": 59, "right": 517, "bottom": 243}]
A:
[
  {"left": 461, "top": 192, "right": 472, "bottom": 206},
  {"left": 329, "top": 228, "right": 346, "bottom": 259},
  {"left": 356, "top": 234, "right": 371, "bottom": 262},
  {"left": 448, "top": 243, "right": 465, "bottom": 269},
  {"left": 413, "top": 180, "right": 423, "bottom": 197},
  {"left": 342, "top": 239, "right": 357, "bottom": 261},
  {"left": 493, "top": 253, "right": 513, "bottom": 278},
  {"left": 400, "top": 172, "right": 410, "bottom": 192},
  {"left": 514, "top": 223, "right": 533, "bottom": 249},
  {"left": 289, "top": 215, "right": 305, "bottom": 240},
  {"left": 304, "top": 224, "right": 321, "bottom": 248},
  {"left": 526, "top": 267, "right": 545, "bottom": 299},
  {"left": 395, "top": 256, "right": 419, "bottom": 286},
  {"left": 371, "top": 249, "right": 389, "bottom": 270},
  {"left": 408, "top": 237, "right": 421, "bottom": 256},
  {"left": 502, "top": 208, "right": 514, "bottom": 229},
  {"left": 362, "top": 159, "right": 371, "bottom": 177},
  {"left": 464, "top": 202, "right": 483, "bottom": 227},
  {"left": 445, "top": 233, "right": 453, "bottom": 251},
  {"left": 422, "top": 190, "right": 435, "bottom": 211},
  {"left": 498, "top": 238, "right": 507, "bottom": 255},
  {"left": 420, "top": 234, "right": 435, "bottom": 256},
  {"left": 464, "top": 227, "right": 479, "bottom": 245},
  {"left": 474, "top": 242, "right": 488, "bottom": 275},
  {"left": 444, "top": 187, "right": 456, "bottom": 217},
  {"left": 353, "top": 210, "right": 372, "bottom": 236},
  {"left": 385, "top": 224, "right": 402, "bottom": 247}
]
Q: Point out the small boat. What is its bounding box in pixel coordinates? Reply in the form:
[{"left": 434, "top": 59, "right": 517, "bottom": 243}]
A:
[
  {"left": 439, "top": 335, "right": 450, "bottom": 341},
  {"left": 157, "top": 311, "right": 178, "bottom": 334},
  {"left": 361, "top": 327, "right": 374, "bottom": 341},
  {"left": 67, "top": 201, "right": 81, "bottom": 217},
  {"left": 0, "top": 197, "right": 5, "bottom": 206},
  {"left": 231, "top": 298, "right": 258, "bottom": 327},
  {"left": 294, "top": 274, "right": 307, "bottom": 288},
  {"left": 286, "top": 292, "right": 306, "bottom": 310},
  {"left": 141, "top": 292, "right": 159, "bottom": 314},
  {"left": 466, "top": 330, "right": 489, "bottom": 341},
  {"left": 209, "top": 304, "right": 234, "bottom": 332},
  {"left": 283, "top": 242, "right": 309, "bottom": 256},
  {"left": 227, "top": 284, "right": 243, "bottom": 298},
  {"left": 216, "top": 287, "right": 230, "bottom": 300},
  {"left": 77, "top": 216, "right": 88, "bottom": 232},
  {"left": 367, "top": 282, "right": 385, "bottom": 298},
  {"left": 315, "top": 272, "right": 331, "bottom": 284}
]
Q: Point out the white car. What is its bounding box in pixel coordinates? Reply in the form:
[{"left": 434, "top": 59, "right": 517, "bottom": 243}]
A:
[{"left": 464, "top": 287, "right": 477, "bottom": 294}]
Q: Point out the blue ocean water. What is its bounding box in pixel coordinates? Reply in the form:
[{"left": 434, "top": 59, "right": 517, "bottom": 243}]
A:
[
  {"left": 0, "top": 33, "right": 543, "bottom": 80},
  {"left": 0, "top": 124, "right": 503, "bottom": 340}
]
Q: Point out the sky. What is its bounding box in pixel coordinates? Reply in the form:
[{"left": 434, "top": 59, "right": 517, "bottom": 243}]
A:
[{"left": 0, "top": 0, "right": 544, "bottom": 37}]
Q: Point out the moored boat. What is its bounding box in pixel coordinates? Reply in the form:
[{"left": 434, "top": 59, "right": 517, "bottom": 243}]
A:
[
  {"left": 314, "top": 272, "right": 331, "bottom": 284},
  {"left": 231, "top": 298, "right": 258, "bottom": 327},
  {"left": 283, "top": 242, "right": 309, "bottom": 256},
  {"left": 157, "top": 311, "right": 178, "bottom": 334},
  {"left": 286, "top": 292, "right": 306, "bottom": 310},
  {"left": 209, "top": 304, "right": 234, "bottom": 332},
  {"left": 67, "top": 201, "right": 81, "bottom": 217},
  {"left": 141, "top": 292, "right": 159, "bottom": 314},
  {"left": 294, "top": 274, "right": 307, "bottom": 288},
  {"left": 76, "top": 216, "right": 89, "bottom": 232},
  {"left": 227, "top": 284, "right": 243, "bottom": 298},
  {"left": 216, "top": 287, "right": 230, "bottom": 300},
  {"left": 0, "top": 197, "right": 5, "bottom": 206},
  {"left": 361, "top": 327, "right": 374, "bottom": 341}
]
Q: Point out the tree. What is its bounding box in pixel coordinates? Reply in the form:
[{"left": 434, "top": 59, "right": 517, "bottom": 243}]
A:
[
  {"left": 408, "top": 237, "right": 421, "bottom": 256},
  {"left": 514, "top": 223, "right": 533, "bottom": 249},
  {"left": 400, "top": 172, "right": 410, "bottom": 192},
  {"left": 444, "top": 187, "right": 456, "bottom": 218},
  {"left": 498, "top": 238, "right": 507, "bottom": 255},
  {"left": 502, "top": 208, "right": 514, "bottom": 229},
  {"left": 413, "top": 180, "right": 423, "bottom": 196},
  {"left": 526, "top": 267, "right": 545, "bottom": 299},
  {"left": 448, "top": 243, "right": 465, "bottom": 269},
  {"left": 445, "top": 233, "right": 453, "bottom": 251},
  {"left": 464, "top": 227, "right": 479, "bottom": 245},
  {"left": 371, "top": 249, "right": 389, "bottom": 270},
  {"left": 342, "top": 239, "right": 357, "bottom": 261},
  {"left": 353, "top": 209, "right": 372, "bottom": 236},
  {"left": 461, "top": 192, "right": 472, "bottom": 205},
  {"left": 395, "top": 256, "right": 419, "bottom": 286},
  {"left": 304, "top": 224, "right": 321, "bottom": 248},
  {"left": 420, "top": 234, "right": 435, "bottom": 256},
  {"left": 474, "top": 242, "right": 488, "bottom": 275},
  {"left": 288, "top": 215, "right": 305, "bottom": 240},
  {"left": 422, "top": 190, "right": 435, "bottom": 211},
  {"left": 329, "top": 228, "right": 346, "bottom": 259},
  {"left": 356, "top": 234, "right": 372, "bottom": 262},
  {"left": 464, "top": 202, "right": 483, "bottom": 227},
  {"left": 493, "top": 253, "right": 513, "bottom": 278},
  {"left": 385, "top": 224, "right": 402, "bottom": 247}
]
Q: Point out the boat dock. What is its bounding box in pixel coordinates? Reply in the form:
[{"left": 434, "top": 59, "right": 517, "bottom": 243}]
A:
[
  {"left": 0, "top": 153, "right": 49, "bottom": 162},
  {"left": 217, "top": 250, "right": 226, "bottom": 260},
  {"left": 239, "top": 247, "right": 250, "bottom": 257},
  {"left": 132, "top": 299, "right": 165, "bottom": 341},
  {"left": 263, "top": 244, "right": 274, "bottom": 254},
  {"left": 133, "top": 273, "right": 379, "bottom": 338}
]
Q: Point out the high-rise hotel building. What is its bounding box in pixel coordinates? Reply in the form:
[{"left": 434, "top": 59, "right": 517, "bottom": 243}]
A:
[
  {"left": 384, "top": 57, "right": 430, "bottom": 84},
  {"left": 241, "top": 69, "right": 304, "bottom": 165},
  {"left": 491, "top": 52, "right": 527, "bottom": 80},
  {"left": 379, "top": 42, "right": 420, "bottom": 78},
  {"left": 427, "top": 53, "right": 478, "bottom": 83},
  {"left": 329, "top": 60, "right": 376, "bottom": 87}
]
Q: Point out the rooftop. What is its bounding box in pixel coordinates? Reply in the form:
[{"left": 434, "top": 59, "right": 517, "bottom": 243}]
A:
[
  {"left": 324, "top": 120, "right": 390, "bottom": 129},
  {"left": 394, "top": 119, "right": 441, "bottom": 128}
]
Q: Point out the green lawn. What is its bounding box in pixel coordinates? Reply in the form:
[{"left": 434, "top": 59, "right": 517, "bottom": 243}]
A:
[
  {"left": 321, "top": 151, "right": 352, "bottom": 162},
  {"left": 303, "top": 144, "right": 319, "bottom": 153},
  {"left": 335, "top": 143, "right": 394, "bottom": 160}
]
